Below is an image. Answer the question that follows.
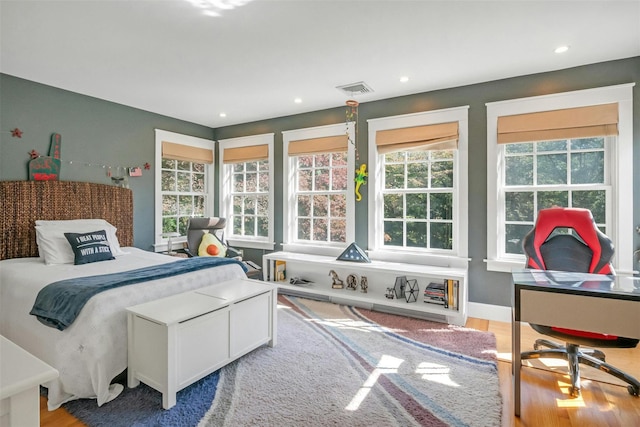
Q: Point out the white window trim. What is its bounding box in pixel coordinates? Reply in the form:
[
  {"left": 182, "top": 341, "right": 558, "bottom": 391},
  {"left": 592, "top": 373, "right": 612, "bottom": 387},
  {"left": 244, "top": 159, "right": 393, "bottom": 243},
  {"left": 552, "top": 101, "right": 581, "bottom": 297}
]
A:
[
  {"left": 154, "top": 129, "right": 216, "bottom": 252},
  {"left": 367, "top": 106, "right": 470, "bottom": 268},
  {"left": 485, "top": 83, "right": 635, "bottom": 274},
  {"left": 218, "top": 133, "right": 275, "bottom": 250},
  {"left": 282, "top": 122, "right": 355, "bottom": 256}
]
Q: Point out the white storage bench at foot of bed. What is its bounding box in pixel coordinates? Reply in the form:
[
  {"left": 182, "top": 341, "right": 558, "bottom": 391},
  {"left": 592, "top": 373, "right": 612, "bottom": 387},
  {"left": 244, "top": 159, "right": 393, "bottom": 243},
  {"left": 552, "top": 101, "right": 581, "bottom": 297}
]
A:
[{"left": 126, "top": 278, "right": 277, "bottom": 409}]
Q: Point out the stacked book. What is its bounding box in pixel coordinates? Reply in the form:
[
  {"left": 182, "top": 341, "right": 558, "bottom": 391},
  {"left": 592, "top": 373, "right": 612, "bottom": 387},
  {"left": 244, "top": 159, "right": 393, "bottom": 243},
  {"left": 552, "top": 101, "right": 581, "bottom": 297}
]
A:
[{"left": 423, "top": 279, "right": 459, "bottom": 310}]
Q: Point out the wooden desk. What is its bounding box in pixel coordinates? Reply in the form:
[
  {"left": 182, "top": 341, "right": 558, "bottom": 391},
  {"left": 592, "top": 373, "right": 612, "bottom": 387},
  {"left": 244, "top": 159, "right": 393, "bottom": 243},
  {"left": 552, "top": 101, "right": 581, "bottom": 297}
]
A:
[
  {"left": 0, "top": 336, "right": 59, "bottom": 427},
  {"left": 511, "top": 270, "right": 640, "bottom": 417}
]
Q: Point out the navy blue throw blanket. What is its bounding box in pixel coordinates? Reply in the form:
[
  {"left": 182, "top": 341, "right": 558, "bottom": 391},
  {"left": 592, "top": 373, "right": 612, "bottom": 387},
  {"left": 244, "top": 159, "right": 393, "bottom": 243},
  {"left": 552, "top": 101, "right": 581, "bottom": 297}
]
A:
[{"left": 30, "top": 257, "right": 247, "bottom": 331}]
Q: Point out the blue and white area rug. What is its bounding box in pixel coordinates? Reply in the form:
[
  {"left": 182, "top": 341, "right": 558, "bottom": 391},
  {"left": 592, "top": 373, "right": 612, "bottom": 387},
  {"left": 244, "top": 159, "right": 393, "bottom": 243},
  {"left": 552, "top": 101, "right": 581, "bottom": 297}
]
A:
[{"left": 64, "top": 296, "right": 502, "bottom": 426}]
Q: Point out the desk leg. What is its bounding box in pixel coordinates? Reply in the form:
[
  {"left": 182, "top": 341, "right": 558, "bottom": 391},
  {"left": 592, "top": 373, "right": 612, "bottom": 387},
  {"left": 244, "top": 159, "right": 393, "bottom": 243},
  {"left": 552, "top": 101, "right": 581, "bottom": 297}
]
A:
[{"left": 513, "top": 317, "right": 522, "bottom": 417}]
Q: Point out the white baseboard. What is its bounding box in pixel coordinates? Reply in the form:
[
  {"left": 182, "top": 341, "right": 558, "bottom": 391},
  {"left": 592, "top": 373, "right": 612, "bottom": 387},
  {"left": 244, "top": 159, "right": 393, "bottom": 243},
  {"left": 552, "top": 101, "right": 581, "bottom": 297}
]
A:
[{"left": 468, "top": 302, "right": 511, "bottom": 323}]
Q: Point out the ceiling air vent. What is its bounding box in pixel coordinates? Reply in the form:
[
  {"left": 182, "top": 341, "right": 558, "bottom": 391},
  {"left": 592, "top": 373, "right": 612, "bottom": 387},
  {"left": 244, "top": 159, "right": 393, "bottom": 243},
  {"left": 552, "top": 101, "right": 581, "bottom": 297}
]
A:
[{"left": 336, "top": 81, "right": 374, "bottom": 96}]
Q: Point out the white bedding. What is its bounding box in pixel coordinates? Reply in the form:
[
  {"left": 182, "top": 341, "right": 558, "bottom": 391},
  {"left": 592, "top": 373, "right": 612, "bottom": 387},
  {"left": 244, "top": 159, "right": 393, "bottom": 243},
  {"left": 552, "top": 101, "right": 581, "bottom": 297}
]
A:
[{"left": 0, "top": 248, "right": 246, "bottom": 410}]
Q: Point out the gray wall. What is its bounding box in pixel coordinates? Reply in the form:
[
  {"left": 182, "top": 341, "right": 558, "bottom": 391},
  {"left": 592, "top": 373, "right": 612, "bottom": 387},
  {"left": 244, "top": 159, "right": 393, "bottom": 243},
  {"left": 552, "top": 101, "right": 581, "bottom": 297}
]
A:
[
  {"left": 2, "top": 56, "right": 639, "bottom": 308},
  {"left": 215, "top": 57, "right": 640, "bottom": 307},
  {"left": 0, "top": 74, "right": 213, "bottom": 250}
]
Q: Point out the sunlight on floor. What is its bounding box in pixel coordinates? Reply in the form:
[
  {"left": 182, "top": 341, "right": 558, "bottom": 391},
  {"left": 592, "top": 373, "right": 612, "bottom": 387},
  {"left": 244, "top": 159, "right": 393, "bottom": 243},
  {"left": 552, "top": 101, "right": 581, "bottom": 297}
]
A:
[
  {"left": 556, "top": 378, "right": 587, "bottom": 408},
  {"left": 346, "top": 355, "right": 404, "bottom": 411},
  {"left": 310, "top": 318, "right": 381, "bottom": 333},
  {"left": 416, "top": 362, "right": 459, "bottom": 387}
]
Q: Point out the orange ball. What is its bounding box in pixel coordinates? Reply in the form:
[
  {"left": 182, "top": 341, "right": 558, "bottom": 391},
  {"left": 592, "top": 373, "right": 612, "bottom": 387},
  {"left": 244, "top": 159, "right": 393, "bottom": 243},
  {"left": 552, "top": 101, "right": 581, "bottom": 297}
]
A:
[{"left": 206, "top": 244, "right": 219, "bottom": 256}]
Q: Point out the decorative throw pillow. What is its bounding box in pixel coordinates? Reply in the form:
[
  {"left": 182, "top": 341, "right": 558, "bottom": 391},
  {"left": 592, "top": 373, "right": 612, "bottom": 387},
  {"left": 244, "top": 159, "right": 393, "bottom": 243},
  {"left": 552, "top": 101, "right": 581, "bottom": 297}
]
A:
[
  {"left": 64, "top": 230, "right": 115, "bottom": 265},
  {"left": 198, "top": 232, "right": 227, "bottom": 257}
]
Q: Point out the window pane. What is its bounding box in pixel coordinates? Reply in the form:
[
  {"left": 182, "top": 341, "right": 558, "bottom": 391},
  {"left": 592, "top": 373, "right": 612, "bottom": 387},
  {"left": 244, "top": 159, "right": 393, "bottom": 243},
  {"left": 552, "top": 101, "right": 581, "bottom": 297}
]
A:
[
  {"left": 162, "top": 159, "right": 175, "bottom": 169},
  {"left": 383, "top": 194, "right": 403, "bottom": 219},
  {"left": 313, "top": 218, "right": 328, "bottom": 241},
  {"left": 505, "top": 155, "right": 533, "bottom": 185},
  {"left": 571, "top": 152, "right": 604, "bottom": 184},
  {"left": 573, "top": 190, "right": 606, "bottom": 223},
  {"left": 385, "top": 152, "right": 404, "bottom": 163},
  {"left": 431, "top": 161, "right": 453, "bottom": 188},
  {"left": 298, "top": 218, "right": 310, "bottom": 240},
  {"left": 537, "top": 140, "right": 566, "bottom": 152},
  {"left": 313, "top": 195, "right": 328, "bottom": 217},
  {"left": 431, "top": 150, "right": 453, "bottom": 160},
  {"left": 316, "top": 154, "right": 330, "bottom": 167},
  {"left": 177, "top": 161, "right": 190, "bottom": 171},
  {"left": 537, "top": 154, "right": 567, "bottom": 185},
  {"left": 385, "top": 164, "right": 405, "bottom": 189},
  {"left": 298, "top": 156, "right": 313, "bottom": 168},
  {"left": 571, "top": 137, "right": 604, "bottom": 150},
  {"left": 330, "top": 219, "right": 346, "bottom": 243},
  {"left": 505, "top": 192, "right": 534, "bottom": 221},
  {"left": 383, "top": 221, "right": 403, "bottom": 246},
  {"left": 329, "top": 194, "right": 346, "bottom": 217},
  {"left": 430, "top": 193, "right": 452, "bottom": 220},
  {"left": 243, "top": 217, "right": 255, "bottom": 236},
  {"left": 193, "top": 196, "right": 205, "bottom": 216},
  {"left": 256, "top": 195, "right": 268, "bottom": 215},
  {"left": 538, "top": 191, "right": 568, "bottom": 209},
  {"left": 258, "top": 171, "right": 269, "bottom": 192},
  {"left": 233, "top": 216, "right": 242, "bottom": 235},
  {"left": 407, "top": 163, "right": 429, "bottom": 188},
  {"left": 233, "top": 173, "right": 244, "bottom": 192},
  {"left": 314, "top": 169, "right": 330, "bottom": 191},
  {"left": 505, "top": 224, "right": 533, "bottom": 255},
  {"left": 193, "top": 163, "right": 205, "bottom": 173},
  {"left": 332, "top": 152, "right": 347, "bottom": 166},
  {"left": 407, "top": 151, "right": 429, "bottom": 161},
  {"left": 406, "top": 193, "right": 427, "bottom": 219},
  {"left": 245, "top": 161, "right": 257, "bottom": 172},
  {"left": 257, "top": 217, "right": 269, "bottom": 237},
  {"left": 162, "top": 195, "right": 177, "bottom": 215},
  {"left": 297, "top": 195, "right": 311, "bottom": 217},
  {"left": 162, "top": 217, "right": 177, "bottom": 234},
  {"left": 161, "top": 170, "right": 175, "bottom": 191},
  {"left": 179, "top": 195, "right": 193, "bottom": 215},
  {"left": 430, "top": 223, "right": 452, "bottom": 249},
  {"left": 178, "top": 217, "right": 189, "bottom": 235},
  {"left": 177, "top": 172, "right": 191, "bottom": 192},
  {"left": 244, "top": 197, "right": 255, "bottom": 215},
  {"left": 193, "top": 173, "right": 205, "bottom": 192},
  {"left": 406, "top": 221, "right": 427, "bottom": 248},
  {"left": 246, "top": 172, "right": 257, "bottom": 192},
  {"left": 298, "top": 169, "right": 312, "bottom": 191},
  {"left": 233, "top": 163, "right": 244, "bottom": 173},
  {"left": 233, "top": 196, "right": 243, "bottom": 214},
  {"left": 505, "top": 143, "right": 532, "bottom": 154},
  {"left": 331, "top": 167, "right": 347, "bottom": 191}
]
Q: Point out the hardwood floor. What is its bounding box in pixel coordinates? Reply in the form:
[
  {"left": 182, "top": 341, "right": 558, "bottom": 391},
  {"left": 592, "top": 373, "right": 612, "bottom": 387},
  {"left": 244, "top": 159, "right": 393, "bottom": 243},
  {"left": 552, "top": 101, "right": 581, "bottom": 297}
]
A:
[{"left": 40, "top": 318, "right": 640, "bottom": 427}]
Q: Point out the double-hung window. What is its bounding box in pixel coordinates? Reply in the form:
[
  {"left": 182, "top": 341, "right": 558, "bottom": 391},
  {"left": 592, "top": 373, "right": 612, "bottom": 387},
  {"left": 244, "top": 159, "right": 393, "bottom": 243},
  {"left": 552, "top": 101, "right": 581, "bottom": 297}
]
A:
[
  {"left": 154, "top": 129, "right": 215, "bottom": 252},
  {"left": 486, "top": 84, "right": 634, "bottom": 274},
  {"left": 218, "top": 133, "right": 275, "bottom": 250},
  {"left": 367, "top": 107, "right": 469, "bottom": 267},
  {"left": 282, "top": 122, "right": 355, "bottom": 255}
]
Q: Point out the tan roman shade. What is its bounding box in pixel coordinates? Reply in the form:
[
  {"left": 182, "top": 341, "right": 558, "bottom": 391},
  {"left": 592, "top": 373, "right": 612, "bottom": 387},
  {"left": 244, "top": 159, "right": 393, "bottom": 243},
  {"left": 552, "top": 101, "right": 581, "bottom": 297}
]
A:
[
  {"left": 162, "top": 141, "right": 214, "bottom": 164},
  {"left": 288, "top": 135, "right": 348, "bottom": 156},
  {"left": 497, "top": 103, "right": 619, "bottom": 144},
  {"left": 223, "top": 144, "right": 269, "bottom": 164},
  {"left": 376, "top": 122, "right": 458, "bottom": 155}
]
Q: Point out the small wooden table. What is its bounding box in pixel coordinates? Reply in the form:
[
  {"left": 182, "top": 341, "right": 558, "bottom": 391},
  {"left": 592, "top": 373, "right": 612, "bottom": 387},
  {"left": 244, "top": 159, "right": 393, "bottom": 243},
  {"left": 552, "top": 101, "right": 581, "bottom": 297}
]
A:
[
  {"left": 127, "top": 278, "right": 277, "bottom": 409},
  {"left": 0, "top": 336, "right": 59, "bottom": 427}
]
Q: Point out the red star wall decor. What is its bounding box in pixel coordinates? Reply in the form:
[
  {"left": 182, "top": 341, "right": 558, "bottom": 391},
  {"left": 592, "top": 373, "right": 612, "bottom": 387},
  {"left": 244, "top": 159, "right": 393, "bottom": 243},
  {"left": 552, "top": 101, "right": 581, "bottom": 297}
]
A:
[{"left": 11, "top": 128, "right": 23, "bottom": 138}]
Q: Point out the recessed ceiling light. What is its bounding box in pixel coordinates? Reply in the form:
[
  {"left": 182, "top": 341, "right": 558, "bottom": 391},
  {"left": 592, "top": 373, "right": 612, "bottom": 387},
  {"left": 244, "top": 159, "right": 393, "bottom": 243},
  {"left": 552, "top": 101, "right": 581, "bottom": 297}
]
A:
[
  {"left": 554, "top": 45, "right": 569, "bottom": 54},
  {"left": 294, "top": 98, "right": 302, "bottom": 104},
  {"left": 400, "top": 76, "right": 409, "bottom": 83},
  {"left": 219, "top": 112, "right": 227, "bottom": 118}
]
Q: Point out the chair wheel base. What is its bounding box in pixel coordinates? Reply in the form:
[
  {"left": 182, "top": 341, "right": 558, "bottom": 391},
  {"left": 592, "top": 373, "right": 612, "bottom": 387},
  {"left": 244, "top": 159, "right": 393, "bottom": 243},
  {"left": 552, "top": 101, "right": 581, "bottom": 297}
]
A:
[
  {"left": 569, "top": 386, "right": 581, "bottom": 398},
  {"left": 628, "top": 385, "right": 639, "bottom": 397}
]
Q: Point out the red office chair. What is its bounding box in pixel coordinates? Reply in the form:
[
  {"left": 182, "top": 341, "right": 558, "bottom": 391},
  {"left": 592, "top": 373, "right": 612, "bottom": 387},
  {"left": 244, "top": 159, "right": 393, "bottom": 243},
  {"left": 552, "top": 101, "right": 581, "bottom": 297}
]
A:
[{"left": 521, "top": 207, "right": 639, "bottom": 397}]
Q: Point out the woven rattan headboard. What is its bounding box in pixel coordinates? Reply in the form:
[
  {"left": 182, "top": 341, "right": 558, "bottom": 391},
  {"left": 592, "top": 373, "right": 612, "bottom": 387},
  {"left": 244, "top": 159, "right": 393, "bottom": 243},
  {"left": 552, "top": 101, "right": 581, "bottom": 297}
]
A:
[{"left": 0, "top": 181, "right": 134, "bottom": 260}]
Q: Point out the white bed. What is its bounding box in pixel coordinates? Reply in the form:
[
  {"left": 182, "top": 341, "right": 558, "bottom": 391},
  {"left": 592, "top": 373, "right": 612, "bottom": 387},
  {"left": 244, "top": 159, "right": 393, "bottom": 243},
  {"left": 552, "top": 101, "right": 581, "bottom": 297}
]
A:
[{"left": 0, "top": 247, "right": 246, "bottom": 409}]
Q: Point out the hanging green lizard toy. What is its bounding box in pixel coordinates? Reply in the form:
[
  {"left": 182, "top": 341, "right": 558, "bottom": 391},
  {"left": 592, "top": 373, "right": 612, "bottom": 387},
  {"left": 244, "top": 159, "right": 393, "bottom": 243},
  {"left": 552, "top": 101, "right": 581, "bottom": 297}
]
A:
[{"left": 355, "top": 163, "right": 368, "bottom": 202}]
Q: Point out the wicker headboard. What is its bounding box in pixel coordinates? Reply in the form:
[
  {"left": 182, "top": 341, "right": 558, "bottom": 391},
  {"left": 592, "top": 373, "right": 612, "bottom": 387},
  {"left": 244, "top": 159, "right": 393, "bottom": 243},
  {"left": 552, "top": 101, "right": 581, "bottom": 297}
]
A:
[{"left": 0, "top": 181, "right": 134, "bottom": 260}]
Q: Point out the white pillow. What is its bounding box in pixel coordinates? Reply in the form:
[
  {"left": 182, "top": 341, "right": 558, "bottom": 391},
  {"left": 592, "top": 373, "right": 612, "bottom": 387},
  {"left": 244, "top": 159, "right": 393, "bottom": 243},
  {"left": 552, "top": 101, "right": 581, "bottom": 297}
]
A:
[{"left": 35, "top": 219, "right": 126, "bottom": 265}]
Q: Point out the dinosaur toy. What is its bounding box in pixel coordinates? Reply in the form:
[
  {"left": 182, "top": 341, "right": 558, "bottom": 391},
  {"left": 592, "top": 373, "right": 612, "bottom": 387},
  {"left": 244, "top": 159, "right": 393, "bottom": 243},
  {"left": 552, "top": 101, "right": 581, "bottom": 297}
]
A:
[{"left": 354, "top": 163, "right": 367, "bottom": 202}]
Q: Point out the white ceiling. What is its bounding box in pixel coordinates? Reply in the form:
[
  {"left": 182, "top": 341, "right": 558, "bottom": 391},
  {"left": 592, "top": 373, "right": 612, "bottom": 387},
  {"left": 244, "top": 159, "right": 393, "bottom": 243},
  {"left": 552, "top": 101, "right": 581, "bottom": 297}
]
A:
[{"left": 2, "top": 0, "right": 639, "bottom": 128}]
